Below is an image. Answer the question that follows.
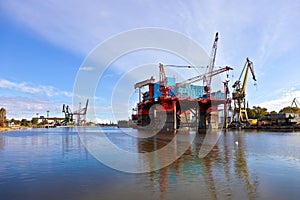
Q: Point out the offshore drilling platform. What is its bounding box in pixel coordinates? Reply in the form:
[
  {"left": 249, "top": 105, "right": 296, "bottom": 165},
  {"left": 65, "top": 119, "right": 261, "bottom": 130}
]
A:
[{"left": 132, "top": 33, "right": 235, "bottom": 130}]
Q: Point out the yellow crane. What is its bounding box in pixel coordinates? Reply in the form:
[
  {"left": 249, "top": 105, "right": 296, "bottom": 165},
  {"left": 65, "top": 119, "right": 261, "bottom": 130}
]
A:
[{"left": 232, "top": 58, "right": 256, "bottom": 123}]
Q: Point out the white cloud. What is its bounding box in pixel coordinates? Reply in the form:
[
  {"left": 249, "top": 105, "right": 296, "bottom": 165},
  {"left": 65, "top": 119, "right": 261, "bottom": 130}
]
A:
[
  {"left": 257, "top": 89, "right": 300, "bottom": 112},
  {"left": 0, "top": 96, "right": 65, "bottom": 119},
  {"left": 1, "top": 0, "right": 300, "bottom": 120},
  {"left": 79, "top": 66, "right": 96, "bottom": 71},
  {"left": 0, "top": 0, "right": 181, "bottom": 54},
  {"left": 91, "top": 118, "right": 111, "bottom": 124},
  {"left": 2, "top": 0, "right": 298, "bottom": 74},
  {"left": 0, "top": 78, "right": 72, "bottom": 97}
]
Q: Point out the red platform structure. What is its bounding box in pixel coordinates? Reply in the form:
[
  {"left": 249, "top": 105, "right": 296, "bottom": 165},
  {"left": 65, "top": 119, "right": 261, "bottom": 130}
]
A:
[{"left": 133, "top": 33, "right": 232, "bottom": 130}]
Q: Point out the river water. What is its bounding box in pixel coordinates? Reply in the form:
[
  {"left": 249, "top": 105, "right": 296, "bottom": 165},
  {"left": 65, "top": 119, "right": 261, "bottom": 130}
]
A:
[{"left": 0, "top": 127, "right": 300, "bottom": 200}]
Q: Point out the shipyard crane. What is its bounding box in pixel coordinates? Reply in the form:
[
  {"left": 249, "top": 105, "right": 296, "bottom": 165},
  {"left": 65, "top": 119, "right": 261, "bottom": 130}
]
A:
[
  {"left": 73, "top": 99, "right": 89, "bottom": 126},
  {"left": 232, "top": 58, "right": 256, "bottom": 123},
  {"left": 159, "top": 63, "right": 169, "bottom": 97},
  {"left": 158, "top": 32, "right": 219, "bottom": 95},
  {"left": 62, "top": 104, "right": 73, "bottom": 123},
  {"left": 291, "top": 97, "right": 300, "bottom": 108},
  {"left": 159, "top": 63, "right": 167, "bottom": 87},
  {"left": 203, "top": 32, "right": 219, "bottom": 94}
]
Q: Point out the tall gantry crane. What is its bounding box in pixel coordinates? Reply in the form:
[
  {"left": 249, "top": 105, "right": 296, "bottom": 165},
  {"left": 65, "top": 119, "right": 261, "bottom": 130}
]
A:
[
  {"left": 232, "top": 58, "right": 256, "bottom": 123},
  {"left": 62, "top": 104, "right": 73, "bottom": 123},
  {"left": 73, "top": 99, "right": 89, "bottom": 126}
]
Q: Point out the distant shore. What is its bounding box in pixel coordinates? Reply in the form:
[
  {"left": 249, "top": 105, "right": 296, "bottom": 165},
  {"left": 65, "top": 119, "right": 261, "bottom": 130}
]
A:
[
  {"left": 0, "top": 127, "right": 27, "bottom": 132},
  {"left": 0, "top": 127, "right": 11, "bottom": 132}
]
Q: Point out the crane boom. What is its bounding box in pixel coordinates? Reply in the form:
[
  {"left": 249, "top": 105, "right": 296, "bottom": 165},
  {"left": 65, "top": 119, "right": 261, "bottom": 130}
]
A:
[
  {"left": 232, "top": 57, "right": 256, "bottom": 99},
  {"left": 203, "top": 32, "right": 219, "bottom": 93},
  {"left": 168, "top": 66, "right": 233, "bottom": 90},
  {"left": 241, "top": 58, "right": 256, "bottom": 93}
]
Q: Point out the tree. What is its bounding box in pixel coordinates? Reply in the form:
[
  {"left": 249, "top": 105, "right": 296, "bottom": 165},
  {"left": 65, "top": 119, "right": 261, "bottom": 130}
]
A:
[
  {"left": 253, "top": 106, "right": 268, "bottom": 120},
  {"left": 10, "top": 118, "right": 20, "bottom": 125},
  {"left": 270, "top": 110, "right": 277, "bottom": 114},
  {"left": 279, "top": 106, "right": 300, "bottom": 114},
  {"left": 247, "top": 108, "right": 256, "bottom": 119},
  {"left": 20, "top": 119, "right": 29, "bottom": 126},
  {"left": 40, "top": 120, "right": 48, "bottom": 125},
  {"left": 247, "top": 106, "right": 268, "bottom": 120},
  {"left": 31, "top": 117, "right": 38, "bottom": 125}
]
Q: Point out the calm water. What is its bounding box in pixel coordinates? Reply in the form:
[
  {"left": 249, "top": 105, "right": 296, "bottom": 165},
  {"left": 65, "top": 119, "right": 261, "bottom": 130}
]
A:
[{"left": 0, "top": 127, "right": 300, "bottom": 200}]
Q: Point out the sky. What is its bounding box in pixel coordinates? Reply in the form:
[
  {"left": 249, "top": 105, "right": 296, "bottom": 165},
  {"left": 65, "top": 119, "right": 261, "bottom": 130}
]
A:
[{"left": 0, "top": 0, "right": 299, "bottom": 122}]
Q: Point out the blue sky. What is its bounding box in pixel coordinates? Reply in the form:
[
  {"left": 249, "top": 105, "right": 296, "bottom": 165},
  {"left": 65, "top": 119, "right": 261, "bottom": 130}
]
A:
[{"left": 0, "top": 0, "right": 299, "bottom": 122}]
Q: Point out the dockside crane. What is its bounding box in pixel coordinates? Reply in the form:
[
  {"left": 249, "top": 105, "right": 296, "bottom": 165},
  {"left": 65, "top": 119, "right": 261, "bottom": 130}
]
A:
[
  {"left": 158, "top": 32, "right": 219, "bottom": 97},
  {"left": 73, "top": 99, "right": 89, "bottom": 126},
  {"left": 291, "top": 97, "right": 300, "bottom": 108},
  {"left": 232, "top": 58, "right": 256, "bottom": 123},
  {"left": 159, "top": 63, "right": 169, "bottom": 97},
  {"left": 62, "top": 104, "right": 73, "bottom": 123}
]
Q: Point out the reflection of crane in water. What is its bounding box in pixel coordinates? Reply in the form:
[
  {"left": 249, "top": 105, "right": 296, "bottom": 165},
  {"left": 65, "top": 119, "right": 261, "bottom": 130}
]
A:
[
  {"left": 138, "top": 130, "right": 259, "bottom": 198},
  {"left": 234, "top": 132, "right": 259, "bottom": 198},
  {"left": 195, "top": 131, "right": 259, "bottom": 199}
]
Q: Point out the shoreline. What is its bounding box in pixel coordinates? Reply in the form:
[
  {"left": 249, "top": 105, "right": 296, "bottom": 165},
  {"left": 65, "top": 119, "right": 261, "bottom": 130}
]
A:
[
  {"left": 0, "top": 127, "right": 12, "bottom": 132},
  {"left": 0, "top": 127, "right": 28, "bottom": 132}
]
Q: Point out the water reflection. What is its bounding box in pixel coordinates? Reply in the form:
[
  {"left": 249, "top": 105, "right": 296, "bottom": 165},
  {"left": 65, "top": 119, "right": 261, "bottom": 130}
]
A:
[
  {"left": 0, "top": 128, "right": 90, "bottom": 167},
  {"left": 136, "top": 129, "right": 260, "bottom": 199},
  {"left": 233, "top": 131, "right": 259, "bottom": 198},
  {"left": 1, "top": 128, "right": 300, "bottom": 200},
  {"left": 0, "top": 135, "right": 5, "bottom": 150}
]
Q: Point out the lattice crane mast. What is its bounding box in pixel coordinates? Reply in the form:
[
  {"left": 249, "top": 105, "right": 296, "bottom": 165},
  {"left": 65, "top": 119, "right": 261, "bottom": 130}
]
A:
[
  {"left": 232, "top": 58, "right": 256, "bottom": 123},
  {"left": 203, "top": 32, "right": 219, "bottom": 94},
  {"left": 62, "top": 104, "right": 73, "bottom": 122},
  {"left": 73, "top": 99, "right": 89, "bottom": 126},
  {"left": 159, "top": 63, "right": 169, "bottom": 97}
]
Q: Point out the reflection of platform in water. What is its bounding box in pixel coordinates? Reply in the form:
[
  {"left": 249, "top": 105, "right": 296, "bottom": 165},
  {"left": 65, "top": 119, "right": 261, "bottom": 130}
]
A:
[{"left": 137, "top": 130, "right": 259, "bottom": 199}]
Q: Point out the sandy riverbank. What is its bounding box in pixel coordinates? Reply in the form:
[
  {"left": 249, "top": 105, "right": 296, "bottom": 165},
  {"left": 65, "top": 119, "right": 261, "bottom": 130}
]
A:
[
  {"left": 0, "top": 127, "right": 27, "bottom": 132},
  {"left": 0, "top": 127, "right": 12, "bottom": 132}
]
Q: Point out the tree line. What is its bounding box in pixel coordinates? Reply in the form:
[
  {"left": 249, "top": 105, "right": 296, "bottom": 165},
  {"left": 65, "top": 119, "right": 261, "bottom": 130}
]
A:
[{"left": 247, "top": 106, "right": 300, "bottom": 120}]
